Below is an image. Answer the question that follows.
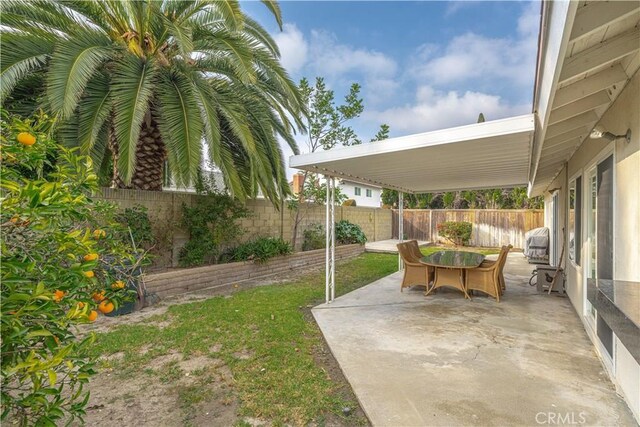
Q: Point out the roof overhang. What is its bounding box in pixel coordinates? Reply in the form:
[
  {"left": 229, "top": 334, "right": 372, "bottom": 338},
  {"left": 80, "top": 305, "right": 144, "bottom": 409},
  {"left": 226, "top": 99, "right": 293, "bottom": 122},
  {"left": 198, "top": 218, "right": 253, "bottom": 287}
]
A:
[
  {"left": 529, "top": 0, "right": 640, "bottom": 196},
  {"left": 290, "top": 114, "right": 535, "bottom": 194}
]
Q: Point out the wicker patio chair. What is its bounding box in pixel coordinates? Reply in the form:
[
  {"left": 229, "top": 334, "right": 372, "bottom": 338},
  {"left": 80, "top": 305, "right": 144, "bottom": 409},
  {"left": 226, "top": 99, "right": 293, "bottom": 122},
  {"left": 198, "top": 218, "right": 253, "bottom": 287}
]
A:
[
  {"left": 397, "top": 242, "right": 433, "bottom": 292},
  {"left": 465, "top": 246, "right": 510, "bottom": 301},
  {"left": 480, "top": 245, "right": 512, "bottom": 294},
  {"left": 407, "top": 240, "right": 424, "bottom": 261},
  {"left": 407, "top": 240, "right": 435, "bottom": 286}
]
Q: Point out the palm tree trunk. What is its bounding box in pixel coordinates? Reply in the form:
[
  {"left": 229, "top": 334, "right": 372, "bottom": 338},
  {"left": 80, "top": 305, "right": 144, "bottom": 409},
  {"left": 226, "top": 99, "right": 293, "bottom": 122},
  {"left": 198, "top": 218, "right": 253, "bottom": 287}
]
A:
[
  {"left": 130, "top": 117, "right": 166, "bottom": 191},
  {"left": 110, "top": 116, "right": 167, "bottom": 191}
]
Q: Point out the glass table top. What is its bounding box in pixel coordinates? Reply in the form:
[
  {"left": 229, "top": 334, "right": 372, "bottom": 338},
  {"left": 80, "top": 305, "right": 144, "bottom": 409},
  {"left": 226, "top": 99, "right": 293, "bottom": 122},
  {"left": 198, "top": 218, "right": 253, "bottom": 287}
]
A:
[{"left": 421, "top": 251, "right": 485, "bottom": 268}]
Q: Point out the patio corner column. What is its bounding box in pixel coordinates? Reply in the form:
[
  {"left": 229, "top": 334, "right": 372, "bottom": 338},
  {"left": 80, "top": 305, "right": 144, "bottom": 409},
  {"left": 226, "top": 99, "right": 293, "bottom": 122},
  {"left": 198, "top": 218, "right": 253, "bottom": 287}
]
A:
[
  {"left": 330, "top": 177, "right": 336, "bottom": 301},
  {"left": 325, "top": 175, "right": 330, "bottom": 303},
  {"left": 398, "top": 191, "right": 404, "bottom": 271}
]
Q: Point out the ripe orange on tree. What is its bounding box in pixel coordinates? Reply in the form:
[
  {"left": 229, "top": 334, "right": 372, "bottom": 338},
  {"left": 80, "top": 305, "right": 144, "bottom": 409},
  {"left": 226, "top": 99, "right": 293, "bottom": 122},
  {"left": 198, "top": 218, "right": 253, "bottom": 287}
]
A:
[
  {"left": 83, "top": 253, "right": 98, "bottom": 262},
  {"left": 93, "top": 229, "right": 106, "bottom": 239},
  {"left": 111, "top": 280, "right": 126, "bottom": 290},
  {"left": 53, "top": 290, "right": 65, "bottom": 302},
  {"left": 84, "top": 271, "right": 95, "bottom": 278},
  {"left": 92, "top": 290, "right": 105, "bottom": 302},
  {"left": 87, "top": 310, "right": 98, "bottom": 322},
  {"left": 98, "top": 300, "right": 114, "bottom": 314},
  {"left": 16, "top": 132, "right": 36, "bottom": 146}
]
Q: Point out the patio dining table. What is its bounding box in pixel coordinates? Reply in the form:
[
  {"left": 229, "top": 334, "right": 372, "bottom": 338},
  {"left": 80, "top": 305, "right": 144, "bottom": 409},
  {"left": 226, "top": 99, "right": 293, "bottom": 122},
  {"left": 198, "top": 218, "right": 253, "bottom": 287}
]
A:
[{"left": 420, "top": 250, "right": 485, "bottom": 298}]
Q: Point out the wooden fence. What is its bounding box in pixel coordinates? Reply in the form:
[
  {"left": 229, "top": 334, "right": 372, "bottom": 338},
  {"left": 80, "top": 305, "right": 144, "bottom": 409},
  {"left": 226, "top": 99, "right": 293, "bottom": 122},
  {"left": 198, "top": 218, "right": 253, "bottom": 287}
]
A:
[{"left": 392, "top": 209, "right": 544, "bottom": 249}]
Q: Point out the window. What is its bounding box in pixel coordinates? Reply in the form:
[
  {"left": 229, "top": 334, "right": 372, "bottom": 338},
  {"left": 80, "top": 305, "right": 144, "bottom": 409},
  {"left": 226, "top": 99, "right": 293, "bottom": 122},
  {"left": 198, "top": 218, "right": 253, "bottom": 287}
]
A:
[
  {"left": 354, "top": 187, "right": 361, "bottom": 196},
  {"left": 366, "top": 189, "right": 372, "bottom": 197},
  {"left": 568, "top": 176, "right": 582, "bottom": 265}
]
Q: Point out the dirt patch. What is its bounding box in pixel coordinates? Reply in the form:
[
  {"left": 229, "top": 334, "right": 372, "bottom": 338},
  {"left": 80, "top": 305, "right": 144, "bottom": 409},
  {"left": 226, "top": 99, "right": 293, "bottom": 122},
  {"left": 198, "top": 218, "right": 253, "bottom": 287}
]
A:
[
  {"left": 85, "top": 353, "right": 239, "bottom": 426},
  {"left": 179, "top": 356, "right": 219, "bottom": 373},
  {"left": 232, "top": 349, "right": 254, "bottom": 360},
  {"left": 208, "top": 343, "right": 223, "bottom": 354},
  {"left": 147, "top": 351, "right": 182, "bottom": 369}
]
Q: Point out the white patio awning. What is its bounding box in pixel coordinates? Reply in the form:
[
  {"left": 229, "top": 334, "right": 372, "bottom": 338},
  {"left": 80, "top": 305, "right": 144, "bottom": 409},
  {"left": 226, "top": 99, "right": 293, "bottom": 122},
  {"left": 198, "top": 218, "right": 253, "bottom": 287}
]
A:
[{"left": 290, "top": 114, "right": 535, "bottom": 193}]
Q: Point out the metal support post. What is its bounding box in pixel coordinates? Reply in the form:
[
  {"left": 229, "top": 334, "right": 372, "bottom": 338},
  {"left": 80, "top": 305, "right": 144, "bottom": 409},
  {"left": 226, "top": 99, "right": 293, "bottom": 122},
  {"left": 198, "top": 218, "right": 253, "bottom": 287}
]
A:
[
  {"left": 325, "top": 175, "right": 330, "bottom": 303},
  {"left": 330, "top": 177, "right": 336, "bottom": 301},
  {"left": 398, "top": 192, "right": 404, "bottom": 271}
]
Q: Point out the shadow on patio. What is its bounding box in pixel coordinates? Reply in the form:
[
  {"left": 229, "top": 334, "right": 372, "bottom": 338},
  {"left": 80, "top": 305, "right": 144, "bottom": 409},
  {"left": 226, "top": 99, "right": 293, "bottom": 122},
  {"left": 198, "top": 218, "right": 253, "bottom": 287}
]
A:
[{"left": 313, "top": 253, "right": 636, "bottom": 426}]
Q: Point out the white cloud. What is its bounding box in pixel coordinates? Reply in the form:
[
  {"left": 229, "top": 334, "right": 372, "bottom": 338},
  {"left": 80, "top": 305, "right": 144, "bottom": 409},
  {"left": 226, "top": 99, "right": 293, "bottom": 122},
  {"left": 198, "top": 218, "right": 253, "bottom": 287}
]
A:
[
  {"left": 273, "top": 23, "right": 308, "bottom": 74},
  {"left": 444, "top": 1, "right": 473, "bottom": 17},
  {"left": 307, "top": 30, "right": 397, "bottom": 79},
  {"left": 408, "top": 2, "right": 539, "bottom": 90},
  {"left": 363, "top": 85, "right": 530, "bottom": 134}
]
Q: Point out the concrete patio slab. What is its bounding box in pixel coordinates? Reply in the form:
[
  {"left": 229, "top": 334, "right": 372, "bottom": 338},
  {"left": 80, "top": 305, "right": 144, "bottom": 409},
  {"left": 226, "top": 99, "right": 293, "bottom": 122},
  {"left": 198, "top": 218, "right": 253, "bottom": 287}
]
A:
[
  {"left": 313, "top": 254, "right": 636, "bottom": 426},
  {"left": 365, "top": 239, "right": 430, "bottom": 254}
]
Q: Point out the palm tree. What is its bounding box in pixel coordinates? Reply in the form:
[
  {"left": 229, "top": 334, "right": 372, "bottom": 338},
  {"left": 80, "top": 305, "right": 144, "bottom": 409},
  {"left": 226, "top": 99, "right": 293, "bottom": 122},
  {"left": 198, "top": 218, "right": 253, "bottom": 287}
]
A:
[{"left": 1, "top": 0, "right": 305, "bottom": 202}]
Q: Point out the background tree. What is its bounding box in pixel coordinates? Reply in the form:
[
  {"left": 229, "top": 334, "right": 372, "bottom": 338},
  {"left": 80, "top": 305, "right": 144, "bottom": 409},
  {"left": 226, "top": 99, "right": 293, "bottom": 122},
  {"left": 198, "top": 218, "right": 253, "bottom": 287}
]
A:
[
  {"left": 290, "top": 77, "right": 388, "bottom": 248},
  {"left": 1, "top": 0, "right": 305, "bottom": 203}
]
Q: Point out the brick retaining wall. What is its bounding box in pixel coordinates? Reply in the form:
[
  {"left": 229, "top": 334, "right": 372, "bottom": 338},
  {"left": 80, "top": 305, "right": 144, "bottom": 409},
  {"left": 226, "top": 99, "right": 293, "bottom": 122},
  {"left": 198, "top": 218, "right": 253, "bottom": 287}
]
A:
[{"left": 145, "top": 243, "right": 365, "bottom": 298}]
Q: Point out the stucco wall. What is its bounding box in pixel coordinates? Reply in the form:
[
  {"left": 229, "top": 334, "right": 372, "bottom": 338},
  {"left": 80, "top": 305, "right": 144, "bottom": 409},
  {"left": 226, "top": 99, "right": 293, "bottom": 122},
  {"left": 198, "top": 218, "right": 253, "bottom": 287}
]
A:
[{"left": 543, "top": 72, "right": 639, "bottom": 420}]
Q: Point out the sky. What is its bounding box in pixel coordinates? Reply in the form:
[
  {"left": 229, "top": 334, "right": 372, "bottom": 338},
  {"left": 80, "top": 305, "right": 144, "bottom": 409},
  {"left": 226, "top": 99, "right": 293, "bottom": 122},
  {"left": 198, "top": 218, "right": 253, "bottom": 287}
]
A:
[{"left": 241, "top": 0, "right": 541, "bottom": 179}]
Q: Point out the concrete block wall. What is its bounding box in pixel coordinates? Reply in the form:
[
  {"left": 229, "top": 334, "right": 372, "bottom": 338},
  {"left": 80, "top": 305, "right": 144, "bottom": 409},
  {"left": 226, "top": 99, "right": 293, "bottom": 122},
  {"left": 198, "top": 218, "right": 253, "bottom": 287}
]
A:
[
  {"left": 145, "top": 243, "right": 365, "bottom": 297},
  {"left": 95, "top": 188, "right": 392, "bottom": 269}
]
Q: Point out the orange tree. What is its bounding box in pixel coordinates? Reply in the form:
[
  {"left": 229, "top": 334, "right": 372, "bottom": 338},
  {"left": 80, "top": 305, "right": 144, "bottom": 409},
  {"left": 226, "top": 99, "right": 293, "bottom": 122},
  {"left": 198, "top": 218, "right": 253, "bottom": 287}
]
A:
[{"left": 1, "top": 111, "right": 143, "bottom": 425}]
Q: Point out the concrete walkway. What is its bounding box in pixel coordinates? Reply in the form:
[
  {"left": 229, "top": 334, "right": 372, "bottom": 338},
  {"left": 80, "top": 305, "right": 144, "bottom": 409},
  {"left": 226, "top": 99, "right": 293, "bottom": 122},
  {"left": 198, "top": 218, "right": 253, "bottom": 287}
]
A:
[
  {"left": 365, "top": 239, "right": 430, "bottom": 254},
  {"left": 313, "top": 254, "right": 636, "bottom": 426}
]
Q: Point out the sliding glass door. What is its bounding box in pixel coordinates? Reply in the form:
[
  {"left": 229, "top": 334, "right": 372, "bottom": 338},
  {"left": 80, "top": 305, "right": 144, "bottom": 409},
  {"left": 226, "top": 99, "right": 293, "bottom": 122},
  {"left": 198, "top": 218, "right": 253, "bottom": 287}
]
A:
[
  {"left": 584, "top": 154, "right": 615, "bottom": 359},
  {"left": 585, "top": 169, "right": 597, "bottom": 325}
]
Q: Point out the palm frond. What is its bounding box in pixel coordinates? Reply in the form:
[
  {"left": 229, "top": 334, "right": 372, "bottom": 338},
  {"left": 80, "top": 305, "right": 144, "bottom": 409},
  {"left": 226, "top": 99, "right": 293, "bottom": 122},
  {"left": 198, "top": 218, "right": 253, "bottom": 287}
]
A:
[
  {"left": 0, "top": 34, "right": 53, "bottom": 103},
  {"left": 243, "top": 16, "right": 280, "bottom": 57},
  {"left": 56, "top": 0, "right": 114, "bottom": 35},
  {"left": 76, "top": 73, "right": 112, "bottom": 153},
  {"left": 192, "top": 27, "right": 258, "bottom": 84},
  {"left": 156, "top": 69, "right": 203, "bottom": 187},
  {"left": 46, "top": 31, "right": 112, "bottom": 118},
  {"left": 259, "top": 0, "right": 283, "bottom": 30},
  {"left": 1, "top": 0, "right": 90, "bottom": 37},
  {"left": 191, "top": 74, "right": 247, "bottom": 198},
  {"left": 212, "top": 0, "right": 244, "bottom": 32}
]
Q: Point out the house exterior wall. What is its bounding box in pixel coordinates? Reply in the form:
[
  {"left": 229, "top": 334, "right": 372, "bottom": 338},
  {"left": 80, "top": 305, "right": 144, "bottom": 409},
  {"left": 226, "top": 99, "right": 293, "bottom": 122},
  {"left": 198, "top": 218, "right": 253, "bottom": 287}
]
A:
[
  {"left": 543, "top": 72, "right": 640, "bottom": 421},
  {"left": 339, "top": 181, "right": 382, "bottom": 207}
]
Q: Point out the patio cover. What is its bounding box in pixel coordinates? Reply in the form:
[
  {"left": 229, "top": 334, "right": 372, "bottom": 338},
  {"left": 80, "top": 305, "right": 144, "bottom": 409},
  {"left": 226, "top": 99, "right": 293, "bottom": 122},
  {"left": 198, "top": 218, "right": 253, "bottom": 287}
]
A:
[{"left": 290, "top": 114, "right": 535, "bottom": 194}]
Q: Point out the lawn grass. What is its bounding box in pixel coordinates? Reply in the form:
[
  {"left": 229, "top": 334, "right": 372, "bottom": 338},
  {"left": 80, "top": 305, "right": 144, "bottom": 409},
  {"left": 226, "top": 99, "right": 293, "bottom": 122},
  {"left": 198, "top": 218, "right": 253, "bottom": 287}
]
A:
[
  {"left": 89, "top": 245, "right": 499, "bottom": 425},
  {"left": 90, "top": 252, "right": 399, "bottom": 425}
]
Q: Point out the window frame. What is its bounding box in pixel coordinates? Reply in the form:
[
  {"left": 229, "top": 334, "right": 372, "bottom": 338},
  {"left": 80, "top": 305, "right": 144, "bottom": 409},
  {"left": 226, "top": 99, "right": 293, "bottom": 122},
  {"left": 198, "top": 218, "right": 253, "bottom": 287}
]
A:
[
  {"left": 366, "top": 189, "right": 372, "bottom": 197},
  {"left": 568, "top": 175, "right": 583, "bottom": 267},
  {"left": 354, "top": 187, "right": 361, "bottom": 196}
]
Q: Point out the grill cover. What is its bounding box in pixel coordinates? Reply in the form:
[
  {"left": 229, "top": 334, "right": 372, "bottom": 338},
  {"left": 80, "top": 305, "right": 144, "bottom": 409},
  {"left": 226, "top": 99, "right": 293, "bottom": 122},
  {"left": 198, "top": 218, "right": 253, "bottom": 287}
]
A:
[{"left": 524, "top": 227, "right": 549, "bottom": 260}]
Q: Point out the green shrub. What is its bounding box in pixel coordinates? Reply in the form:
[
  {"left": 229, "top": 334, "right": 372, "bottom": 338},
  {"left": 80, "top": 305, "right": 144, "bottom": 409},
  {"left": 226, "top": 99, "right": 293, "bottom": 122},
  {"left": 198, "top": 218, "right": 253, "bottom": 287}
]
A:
[
  {"left": 437, "top": 221, "right": 472, "bottom": 246},
  {"left": 335, "top": 220, "right": 367, "bottom": 245},
  {"left": 302, "top": 223, "right": 326, "bottom": 251},
  {"left": 179, "top": 192, "right": 249, "bottom": 267},
  {"left": 116, "top": 205, "right": 155, "bottom": 249},
  {"left": 224, "top": 237, "right": 292, "bottom": 263},
  {"left": 1, "top": 111, "right": 142, "bottom": 425}
]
